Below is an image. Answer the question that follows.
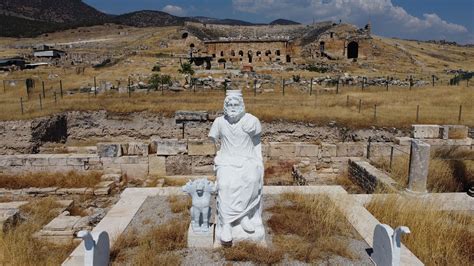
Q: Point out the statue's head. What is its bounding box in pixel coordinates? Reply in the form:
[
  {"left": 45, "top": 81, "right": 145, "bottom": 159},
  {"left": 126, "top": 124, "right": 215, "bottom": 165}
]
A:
[{"left": 223, "top": 90, "right": 245, "bottom": 123}]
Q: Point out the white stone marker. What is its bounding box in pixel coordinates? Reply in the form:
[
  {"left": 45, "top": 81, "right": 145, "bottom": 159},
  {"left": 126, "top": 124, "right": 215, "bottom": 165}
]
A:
[
  {"left": 78, "top": 230, "right": 110, "bottom": 266},
  {"left": 372, "top": 224, "right": 411, "bottom": 266},
  {"left": 407, "top": 139, "right": 430, "bottom": 193},
  {"left": 209, "top": 90, "right": 265, "bottom": 245}
]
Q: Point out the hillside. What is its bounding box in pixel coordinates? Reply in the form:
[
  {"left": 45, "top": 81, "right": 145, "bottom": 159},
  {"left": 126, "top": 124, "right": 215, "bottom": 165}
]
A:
[
  {"left": 0, "top": 0, "right": 109, "bottom": 24},
  {"left": 270, "top": 19, "right": 301, "bottom": 25},
  {"left": 113, "top": 10, "right": 185, "bottom": 27}
]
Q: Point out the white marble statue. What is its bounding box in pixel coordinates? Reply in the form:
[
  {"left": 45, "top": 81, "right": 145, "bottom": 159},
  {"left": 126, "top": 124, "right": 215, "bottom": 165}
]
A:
[
  {"left": 182, "top": 178, "right": 216, "bottom": 232},
  {"left": 209, "top": 90, "right": 265, "bottom": 244},
  {"left": 77, "top": 230, "right": 110, "bottom": 266},
  {"left": 371, "top": 224, "right": 411, "bottom": 266}
]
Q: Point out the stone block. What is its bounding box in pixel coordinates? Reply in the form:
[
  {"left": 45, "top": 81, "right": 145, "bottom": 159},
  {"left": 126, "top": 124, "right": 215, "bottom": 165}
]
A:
[
  {"left": 120, "top": 164, "right": 149, "bottom": 179},
  {"left": 127, "top": 142, "right": 149, "bottom": 156},
  {"left": 423, "top": 138, "right": 472, "bottom": 147},
  {"left": 156, "top": 139, "right": 187, "bottom": 155},
  {"left": 56, "top": 188, "right": 91, "bottom": 195},
  {"left": 407, "top": 140, "right": 430, "bottom": 193},
  {"left": 336, "top": 142, "right": 366, "bottom": 157},
  {"left": 44, "top": 216, "right": 82, "bottom": 231},
  {"left": 269, "top": 142, "right": 296, "bottom": 158},
  {"left": 296, "top": 143, "right": 319, "bottom": 157},
  {"left": 412, "top": 124, "right": 440, "bottom": 139},
  {"left": 0, "top": 209, "right": 20, "bottom": 232},
  {"left": 444, "top": 125, "right": 469, "bottom": 139},
  {"left": 149, "top": 156, "right": 166, "bottom": 176},
  {"left": 48, "top": 154, "right": 69, "bottom": 166},
  {"left": 175, "top": 110, "right": 208, "bottom": 123},
  {"left": 94, "top": 187, "right": 111, "bottom": 196},
  {"left": 97, "top": 143, "right": 122, "bottom": 157},
  {"left": 188, "top": 140, "right": 215, "bottom": 155},
  {"left": 321, "top": 143, "right": 336, "bottom": 158},
  {"left": 30, "top": 154, "right": 51, "bottom": 166},
  {"left": 192, "top": 165, "right": 214, "bottom": 174},
  {"left": 368, "top": 143, "right": 392, "bottom": 158},
  {"left": 25, "top": 187, "right": 58, "bottom": 195},
  {"left": 187, "top": 223, "right": 214, "bottom": 248},
  {"left": 394, "top": 137, "right": 412, "bottom": 146},
  {"left": 101, "top": 174, "right": 122, "bottom": 183}
]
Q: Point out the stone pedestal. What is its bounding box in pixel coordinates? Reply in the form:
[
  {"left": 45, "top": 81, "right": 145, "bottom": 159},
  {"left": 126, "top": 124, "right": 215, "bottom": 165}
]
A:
[
  {"left": 406, "top": 140, "right": 430, "bottom": 193},
  {"left": 187, "top": 223, "right": 214, "bottom": 248}
]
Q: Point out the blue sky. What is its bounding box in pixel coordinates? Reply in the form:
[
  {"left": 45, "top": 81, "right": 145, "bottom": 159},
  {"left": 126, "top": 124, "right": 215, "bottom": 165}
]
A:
[{"left": 83, "top": 0, "right": 474, "bottom": 44}]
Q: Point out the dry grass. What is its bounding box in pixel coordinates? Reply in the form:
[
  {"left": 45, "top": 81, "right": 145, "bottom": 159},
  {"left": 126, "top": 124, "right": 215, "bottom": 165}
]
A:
[
  {"left": 267, "top": 193, "right": 357, "bottom": 263},
  {"left": 264, "top": 159, "right": 297, "bottom": 185},
  {"left": 0, "top": 171, "right": 102, "bottom": 189},
  {"left": 0, "top": 197, "right": 76, "bottom": 265},
  {"left": 366, "top": 196, "right": 474, "bottom": 265},
  {"left": 110, "top": 217, "right": 189, "bottom": 265},
  {"left": 167, "top": 195, "right": 192, "bottom": 214},
  {"left": 163, "top": 177, "right": 189, "bottom": 187},
  {"left": 373, "top": 147, "right": 474, "bottom": 192},
  {"left": 335, "top": 170, "right": 367, "bottom": 194},
  {"left": 0, "top": 81, "right": 472, "bottom": 128},
  {"left": 221, "top": 241, "right": 284, "bottom": 264}
]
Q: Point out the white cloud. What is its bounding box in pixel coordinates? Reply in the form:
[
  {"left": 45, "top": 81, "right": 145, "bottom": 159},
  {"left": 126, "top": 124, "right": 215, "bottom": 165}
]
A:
[
  {"left": 232, "top": 0, "right": 469, "bottom": 43},
  {"left": 162, "top": 5, "right": 186, "bottom": 16}
]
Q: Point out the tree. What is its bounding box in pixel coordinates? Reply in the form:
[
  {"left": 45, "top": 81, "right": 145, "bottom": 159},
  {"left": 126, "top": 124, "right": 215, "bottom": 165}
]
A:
[
  {"left": 178, "top": 62, "right": 195, "bottom": 76},
  {"left": 149, "top": 74, "right": 172, "bottom": 91}
]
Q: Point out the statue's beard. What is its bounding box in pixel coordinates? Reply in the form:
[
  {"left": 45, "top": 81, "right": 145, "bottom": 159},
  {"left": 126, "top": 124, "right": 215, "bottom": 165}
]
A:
[{"left": 224, "top": 108, "right": 245, "bottom": 124}]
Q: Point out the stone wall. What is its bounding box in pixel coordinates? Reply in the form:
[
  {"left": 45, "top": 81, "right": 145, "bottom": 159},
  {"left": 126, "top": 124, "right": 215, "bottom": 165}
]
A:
[{"left": 348, "top": 159, "right": 400, "bottom": 193}]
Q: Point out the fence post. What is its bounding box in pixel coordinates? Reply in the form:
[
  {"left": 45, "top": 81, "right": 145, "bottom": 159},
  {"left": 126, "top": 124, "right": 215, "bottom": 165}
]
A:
[
  {"left": 458, "top": 105, "right": 462, "bottom": 122},
  {"left": 94, "top": 76, "right": 97, "bottom": 96},
  {"left": 39, "top": 94, "right": 42, "bottom": 110},
  {"left": 374, "top": 104, "right": 377, "bottom": 121},
  {"left": 386, "top": 80, "right": 389, "bottom": 91},
  {"left": 389, "top": 146, "right": 394, "bottom": 169},
  {"left": 358, "top": 99, "right": 362, "bottom": 113},
  {"left": 310, "top": 78, "right": 313, "bottom": 96},
  {"left": 54, "top": 92, "right": 57, "bottom": 104},
  {"left": 182, "top": 122, "right": 186, "bottom": 139},
  {"left": 346, "top": 95, "right": 349, "bottom": 107},
  {"left": 409, "top": 75, "right": 413, "bottom": 90},
  {"left": 20, "top": 97, "right": 24, "bottom": 115},
  {"left": 42, "top": 81, "right": 45, "bottom": 98},
  {"left": 254, "top": 79, "right": 257, "bottom": 97},
  {"left": 367, "top": 138, "right": 371, "bottom": 160},
  {"left": 432, "top": 75, "right": 435, "bottom": 87},
  {"left": 336, "top": 79, "right": 339, "bottom": 94},
  {"left": 416, "top": 105, "right": 420, "bottom": 122},
  {"left": 282, "top": 78, "right": 285, "bottom": 96},
  {"left": 59, "top": 80, "right": 63, "bottom": 98}
]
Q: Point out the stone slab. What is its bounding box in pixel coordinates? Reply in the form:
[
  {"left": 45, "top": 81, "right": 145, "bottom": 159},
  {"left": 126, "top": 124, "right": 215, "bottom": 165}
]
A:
[
  {"left": 97, "top": 143, "right": 122, "bottom": 157},
  {"left": 295, "top": 143, "right": 319, "bottom": 157},
  {"left": 187, "top": 140, "right": 215, "bottom": 155},
  {"left": 336, "top": 142, "right": 367, "bottom": 157},
  {"left": 44, "top": 216, "right": 82, "bottom": 231},
  {"left": 155, "top": 139, "right": 187, "bottom": 155},
  {"left": 175, "top": 110, "right": 208, "bottom": 123},
  {"left": 268, "top": 142, "right": 297, "bottom": 158},
  {"left": 321, "top": 143, "right": 337, "bottom": 158},
  {"left": 412, "top": 124, "right": 440, "bottom": 139},
  {"left": 394, "top": 137, "right": 412, "bottom": 146},
  {"left": 187, "top": 223, "right": 214, "bottom": 248},
  {"left": 149, "top": 156, "right": 166, "bottom": 176},
  {"left": 127, "top": 142, "right": 149, "bottom": 156}
]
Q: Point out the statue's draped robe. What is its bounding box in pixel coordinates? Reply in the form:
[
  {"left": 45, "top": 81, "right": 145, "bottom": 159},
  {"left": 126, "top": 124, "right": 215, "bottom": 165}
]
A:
[{"left": 209, "top": 113, "right": 263, "bottom": 226}]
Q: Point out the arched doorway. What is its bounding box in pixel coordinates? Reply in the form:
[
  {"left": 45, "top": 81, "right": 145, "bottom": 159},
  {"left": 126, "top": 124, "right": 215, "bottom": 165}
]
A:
[
  {"left": 347, "top": 41, "right": 358, "bottom": 59},
  {"left": 248, "top": 50, "right": 253, "bottom": 63},
  {"left": 286, "top": 55, "right": 291, "bottom": 63},
  {"left": 220, "top": 51, "right": 224, "bottom": 57},
  {"left": 218, "top": 58, "right": 226, "bottom": 69},
  {"left": 238, "top": 50, "right": 244, "bottom": 56}
]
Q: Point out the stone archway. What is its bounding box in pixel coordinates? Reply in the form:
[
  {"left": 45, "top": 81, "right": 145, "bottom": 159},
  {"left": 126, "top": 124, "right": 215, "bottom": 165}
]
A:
[
  {"left": 218, "top": 58, "right": 226, "bottom": 69},
  {"left": 239, "top": 50, "right": 244, "bottom": 56},
  {"left": 347, "top": 41, "right": 358, "bottom": 59}
]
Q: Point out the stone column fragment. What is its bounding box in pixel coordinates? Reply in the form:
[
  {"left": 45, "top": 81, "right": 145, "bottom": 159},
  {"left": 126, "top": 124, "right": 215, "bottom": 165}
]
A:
[{"left": 407, "top": 139, "right": 430, "bottom": 193}]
